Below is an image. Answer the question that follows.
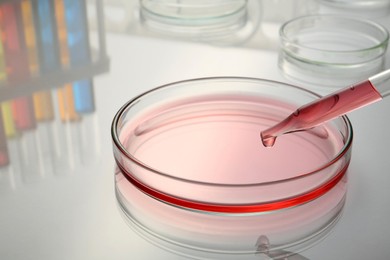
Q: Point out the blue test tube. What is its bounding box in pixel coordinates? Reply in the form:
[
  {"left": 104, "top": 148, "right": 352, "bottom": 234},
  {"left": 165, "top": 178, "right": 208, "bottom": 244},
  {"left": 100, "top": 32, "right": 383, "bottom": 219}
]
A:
[
  {"left": 64, "top": 0, "right": 95, "bottom": 114},
  {"left": 33, "top": 0, "right": 60, "bottom": 73}
]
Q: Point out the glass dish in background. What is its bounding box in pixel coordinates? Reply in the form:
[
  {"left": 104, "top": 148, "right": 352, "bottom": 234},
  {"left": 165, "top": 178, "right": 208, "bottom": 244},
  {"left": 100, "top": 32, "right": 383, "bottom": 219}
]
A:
[
  {"left": 112, "top": 77, "right": 352, "bottom": 257},
  {"left": 140, "top": 0, "right": 247, "bottom": 24},
  {"left": 139, "top": 0, "right": 260, "bottom": 45},
  {"left": 316, "top": 0, "right": 390, "bottom": 19},
  {"left": 278, "top": 15, "right": 389, "bottom": 92}
]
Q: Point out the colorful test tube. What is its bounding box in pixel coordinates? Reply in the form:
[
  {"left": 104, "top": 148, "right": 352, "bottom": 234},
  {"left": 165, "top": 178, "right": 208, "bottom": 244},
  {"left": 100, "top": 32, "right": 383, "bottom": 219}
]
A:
[
  {"left": 0, "top": 3, "right": 36, "bottom": 131},
  {"left": 0, "top": 107, "right": 10, "bottom": 167},
  {"left": 64, "top": 0, "right": 95, "bottom": 114},
  {"left": 0, "top": 3, "right": 30, "bottom": 82},
  {"left": 1, "top": 102, "right": 18, "bottom": 138},
  {"left": 20, "top": 0, "right": 54, "bottom": 122},
  {"left": 0, "top": 25, "right": 6, "bottom": 83},
  {"left": 0, "top": 32, "right": 18, "bottom": 138},
  {"left": 52, "top": 0, "right": 80, "bottom": 121}
]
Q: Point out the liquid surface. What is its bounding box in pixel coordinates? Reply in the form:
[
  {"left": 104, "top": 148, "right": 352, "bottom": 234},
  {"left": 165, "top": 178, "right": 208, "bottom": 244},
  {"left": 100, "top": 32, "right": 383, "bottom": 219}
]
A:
[
  {"left": 261, "top": 80, "right": 382, "bottom": 147},
  {"left": 296, "top": 31, "right": 381, "bottom": 51},
  {"left": 120, "top": 95, "right": 344, "bottom": 185}
]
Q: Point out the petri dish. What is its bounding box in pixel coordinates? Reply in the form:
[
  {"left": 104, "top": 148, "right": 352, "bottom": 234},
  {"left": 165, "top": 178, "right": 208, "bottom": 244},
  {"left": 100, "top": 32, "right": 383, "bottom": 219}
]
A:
[
  {"left": 140, "top": 0, "right": 248, "bottom": 23},
  {"left": 316, "top": 0, "right": 390, "bottom": 18},
  {"left": 139, "top": 0, "right": 256, "bottom": 45},
  {"left": 278, "top": 15, "right": 389, "bottom": 90},
  {"left": 111, "top": 77, "right": 352, "bottom": 257}
]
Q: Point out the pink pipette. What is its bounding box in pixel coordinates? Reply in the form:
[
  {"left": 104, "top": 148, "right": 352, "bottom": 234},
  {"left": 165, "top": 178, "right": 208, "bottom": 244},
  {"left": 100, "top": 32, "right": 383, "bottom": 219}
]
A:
[{"left": 261, "top": 69, "right": 390, "bottom": 147}]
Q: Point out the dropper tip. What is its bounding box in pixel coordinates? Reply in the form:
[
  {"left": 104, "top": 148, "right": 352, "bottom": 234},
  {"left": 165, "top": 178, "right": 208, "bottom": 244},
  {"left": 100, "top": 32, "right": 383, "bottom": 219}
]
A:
[{"left": 260, "top": 132, "right": 276, "bottom": 148}]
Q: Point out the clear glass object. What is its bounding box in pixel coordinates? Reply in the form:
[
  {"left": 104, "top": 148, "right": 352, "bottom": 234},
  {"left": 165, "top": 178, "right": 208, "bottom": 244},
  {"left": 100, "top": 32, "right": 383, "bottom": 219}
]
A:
[
  {"left": 140, "top": 0, "right": 247, "bottom": 22},
  {"left": 112, "top": 77, "right": 352, "bottom": 212},
  {"left": 111, "top": 77, "right": 351, "bottom": 258},
  {"left": 316, "top": 0, "right": 390, "bottom": 18},
  {"left": 278, "top": 15, "right": 389, "bottom": 89},
  {"left": 139, "top": 0, "right": 249, "bottom": 42}
]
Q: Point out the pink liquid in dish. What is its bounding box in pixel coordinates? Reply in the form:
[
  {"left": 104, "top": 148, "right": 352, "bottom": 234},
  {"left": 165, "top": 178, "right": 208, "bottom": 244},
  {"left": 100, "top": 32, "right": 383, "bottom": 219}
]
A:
[
  {"left": 117, "top": 95, "right": 349, "bottom": 213},
  {"left": 261, "top": 80, "right": 382, "bottom": 147}
]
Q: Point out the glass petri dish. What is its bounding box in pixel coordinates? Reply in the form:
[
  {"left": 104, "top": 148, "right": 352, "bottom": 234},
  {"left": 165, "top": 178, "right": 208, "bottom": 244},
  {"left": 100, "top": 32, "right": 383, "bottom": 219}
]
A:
[
  {"left": 139, "top": 0, "right": 255, "bottom": 44},
  {"left": 140, "top": 0, "right": 248, "bottom": 23},
  {"left": 111, "top": 77, "right": 352, "bottom": 257},
  {"left": 112, "top": 77, "right": 352, "bottom": 213},
  {"left": 278, "top": 15, "right": 389, "bottom": 90},
  {"left": 316, "top": 0, "right": 390, "bottom": 18}
]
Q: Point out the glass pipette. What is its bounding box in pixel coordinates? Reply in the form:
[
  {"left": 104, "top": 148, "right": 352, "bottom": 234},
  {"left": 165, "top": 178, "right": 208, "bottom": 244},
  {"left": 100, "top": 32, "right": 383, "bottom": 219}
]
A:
[{"left": 261, "top": 69, "right": 390, "bottom": 147}]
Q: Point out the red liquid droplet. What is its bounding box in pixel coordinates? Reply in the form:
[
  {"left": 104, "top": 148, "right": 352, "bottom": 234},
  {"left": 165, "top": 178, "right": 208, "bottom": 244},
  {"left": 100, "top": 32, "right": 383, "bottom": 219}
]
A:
[{"left": 260, "top": 132, "right": 276, "bottom": 147}]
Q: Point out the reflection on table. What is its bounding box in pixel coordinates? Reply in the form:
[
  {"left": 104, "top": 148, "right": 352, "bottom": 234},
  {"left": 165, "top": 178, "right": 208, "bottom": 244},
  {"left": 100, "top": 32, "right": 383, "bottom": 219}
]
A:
[{"left": 116, "top": 167, "right": 348, "bottom": 259}]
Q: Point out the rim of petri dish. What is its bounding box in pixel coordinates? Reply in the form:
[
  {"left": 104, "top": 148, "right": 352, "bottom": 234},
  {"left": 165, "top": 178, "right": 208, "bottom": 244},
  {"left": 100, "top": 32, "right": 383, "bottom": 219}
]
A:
[
  {"left": 317, "top": 0, "right": 390, "bottom": 8},
  {"left": 112, "top": 77, "right": 353, "bottom": 214}
]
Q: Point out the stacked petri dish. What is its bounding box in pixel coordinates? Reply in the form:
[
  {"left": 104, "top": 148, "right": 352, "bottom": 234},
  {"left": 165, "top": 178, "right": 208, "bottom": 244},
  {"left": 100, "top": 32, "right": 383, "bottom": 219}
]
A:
[{"left": 112, "top": 77, "right": 352, "bottom": 258}]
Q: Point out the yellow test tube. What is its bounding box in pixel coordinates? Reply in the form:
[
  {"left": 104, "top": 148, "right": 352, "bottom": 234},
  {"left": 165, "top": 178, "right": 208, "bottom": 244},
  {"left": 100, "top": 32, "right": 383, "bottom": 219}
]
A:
[
  {"left": 0, "top": 25, "right": 17, "bottom": 138},
  {"left": 1, "top": 102, "right": 18, "bottom": 138}
]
